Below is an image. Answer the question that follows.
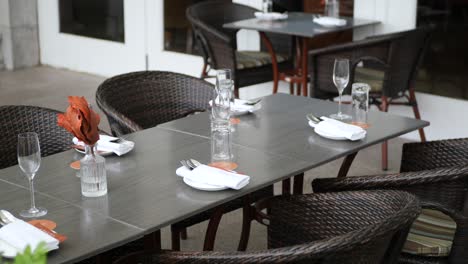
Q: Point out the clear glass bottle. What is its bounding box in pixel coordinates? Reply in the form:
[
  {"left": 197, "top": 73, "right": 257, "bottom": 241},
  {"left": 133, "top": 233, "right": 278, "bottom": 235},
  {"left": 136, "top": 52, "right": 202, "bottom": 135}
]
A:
[{"left": 80, "top": 144, "right": 107, "bottom": 197}]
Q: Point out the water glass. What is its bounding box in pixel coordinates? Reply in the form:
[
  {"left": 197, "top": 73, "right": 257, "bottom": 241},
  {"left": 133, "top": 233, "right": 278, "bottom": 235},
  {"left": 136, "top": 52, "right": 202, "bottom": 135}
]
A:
[
  {"left": 212, "top": 69, "right": 232, "bottom": 121},
  {"left": 330, "top": 58, "right": 351, "bottom": 120},
  {"left": 211, "top": 119, "right": 232, "bottom": 163},
  {"left": 325, "top": 0, "right": 340, "bottom": 18},
  {"left": 262, "top": 0, "right": 273, "bottom": 13},
  {"left": 17, "top": 132, "right": 47, "bottom": 218},
  {"left": 352, "top": 83, "right": 370, "bottom": 126}
]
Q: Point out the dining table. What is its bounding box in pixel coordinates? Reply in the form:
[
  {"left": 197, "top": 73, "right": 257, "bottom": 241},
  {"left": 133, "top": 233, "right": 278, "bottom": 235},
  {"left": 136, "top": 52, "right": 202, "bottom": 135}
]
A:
[
  {"left": 223, "top": 12, "right": 379, "bottom": 96},
  {"left": 0, "top": 94, "right": 428, "bottom": 263}
]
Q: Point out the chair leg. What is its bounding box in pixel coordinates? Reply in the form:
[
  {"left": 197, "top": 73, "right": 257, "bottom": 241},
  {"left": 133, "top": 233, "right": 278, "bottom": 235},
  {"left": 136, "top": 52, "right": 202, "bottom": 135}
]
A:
[
  {"left": 293, "top": 173, "right": 304, "bottom": 195},
  {"left": 171, "top": 226, "right": 181, "bottom": 251},
  {"left": 234, "top": 86, "right": 240, "bottom": 99},
  {"left": 409, "top": 88, "right": 426, "bottom": 142},
  {"left": 181, "top": 228, "right": 188, "bottom": 240},
  {"left": 380, "top": 96, "right": 389, "bottom": 171},
  {"left": 203, "top": 206, "right": 224, "bottom": 251},
  {"left": 296, "top": 83, "right": 302, "bottom": 96},
  {"left": 201, "top": 63, "right": 208, "bottom": 79},
  {"left": 289, "top": 82, "right": 294, "bottom": 95},
  {"left": 238, "top": 196, "right": 253, "bottom": 251},
  {"left": 282, "top": 178, "right": 291, "bottom": 195}
]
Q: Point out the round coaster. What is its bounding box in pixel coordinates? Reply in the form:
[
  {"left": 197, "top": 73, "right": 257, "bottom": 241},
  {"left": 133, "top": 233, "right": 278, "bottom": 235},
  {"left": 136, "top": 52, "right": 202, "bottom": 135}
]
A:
[
  {"left": 28, "top": 219, "right": 57, "bottom": 230},
  {"left": 230, "top": 118, "right": 241, "bottom": 125},
  {"left": 350, "top": 122, "right": 370, "bottom": 129},
  {"left": 208, "top": 161, "right": 239, "bottom": 171},
  {"left": 70, "top": 160, "right": 80, "bottom": 170}
]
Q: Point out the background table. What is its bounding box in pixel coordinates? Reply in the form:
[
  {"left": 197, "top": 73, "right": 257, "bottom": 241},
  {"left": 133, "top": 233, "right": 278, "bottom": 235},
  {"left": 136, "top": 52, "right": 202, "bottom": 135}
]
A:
[{"left": 224, "top": 13, "right": 379, "bottom": 96}]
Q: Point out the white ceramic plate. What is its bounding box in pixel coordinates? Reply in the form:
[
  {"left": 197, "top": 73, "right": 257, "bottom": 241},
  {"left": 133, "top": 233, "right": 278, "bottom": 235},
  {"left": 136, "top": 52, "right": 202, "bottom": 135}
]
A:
[
  {"left": 0, "top": 239, "right": 18, "bottom": 258},
  {"left": 183, "top": 177, "right": 228, "bottom": 192},
  {"left": 308, "top": 120, "right": 347, "bottom": 141},
  {"left": 254, "top": 12, "right": 288, "bottom": 21}
]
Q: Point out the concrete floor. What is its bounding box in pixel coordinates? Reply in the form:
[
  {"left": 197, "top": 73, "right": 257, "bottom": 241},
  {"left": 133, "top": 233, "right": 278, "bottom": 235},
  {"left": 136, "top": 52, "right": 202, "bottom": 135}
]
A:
[{"left": 0, "top": 66, "right": 410, "bottom": 252}]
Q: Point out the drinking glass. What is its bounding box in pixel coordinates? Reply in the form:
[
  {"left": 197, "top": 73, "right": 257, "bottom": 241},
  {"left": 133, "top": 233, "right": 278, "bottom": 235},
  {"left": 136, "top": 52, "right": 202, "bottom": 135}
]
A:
[
  {"left": 211, "top": 119, "right": 232, "bottom": 163},
  {"left": 352, "top": 83, "right": 370, "bottom": 127},
  {"left": 262, "top": 0, "right": 273, "bottom": 13},
  {"left": 17, "top": 132, "right": 47, "bottom": 218},
  {"left": 212, "top": 69, "right": 232, "bottom": 121},
  {"left": 330, "top": 58, "right": 351, "bottom": 120},
  {"left": 325, "top": 0, "right": 340, "bottom": 18}
]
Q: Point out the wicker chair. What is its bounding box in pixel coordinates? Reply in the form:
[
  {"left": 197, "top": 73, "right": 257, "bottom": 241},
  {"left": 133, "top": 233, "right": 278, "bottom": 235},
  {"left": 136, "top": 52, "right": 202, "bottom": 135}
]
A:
[
  {"left": 114, "top": 190, "right": 421, "bottom": 264},
  {"left": 187, "top": 1, "right": 294, "bottom": 97},
  {"left": 308, "top": 27, "right": 432, "bottom": 170},
  {"left": 95, "top": 71, "right": 273, "bottom": 251},
  {"left": 312, "top": 139, "right": 468, "bottom": 264},
  {"left": 0, "top": 105, "right": 73, "bottom": 169}
]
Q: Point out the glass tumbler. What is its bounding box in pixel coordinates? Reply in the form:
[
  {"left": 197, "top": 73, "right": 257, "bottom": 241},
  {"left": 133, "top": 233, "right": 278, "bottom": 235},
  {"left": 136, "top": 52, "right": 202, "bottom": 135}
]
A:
[
  {"left": 351, "top": 83, "right": 370, "bottom": 127},
  {"left": 211, "top": 118, "right": 232, "bottom": 163},
  {"left": 262, "top": 0, "right": 273, "bottom": 13},
  {"left": 325, "top": 0, "right": 340, "bottom": 18}
]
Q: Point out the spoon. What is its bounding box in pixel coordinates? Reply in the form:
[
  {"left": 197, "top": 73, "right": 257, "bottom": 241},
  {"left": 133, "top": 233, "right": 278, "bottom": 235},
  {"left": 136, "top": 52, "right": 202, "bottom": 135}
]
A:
[
  {"left": 306, "top": 113, "right": 322, "bottom": 124},
  {"left": 244, "top": 99, "right": 262, "bottom": 106}
]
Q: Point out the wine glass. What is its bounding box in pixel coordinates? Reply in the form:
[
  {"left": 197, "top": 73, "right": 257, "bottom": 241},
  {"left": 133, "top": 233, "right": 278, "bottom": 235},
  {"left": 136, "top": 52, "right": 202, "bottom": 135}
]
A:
[
  {"left": 330, "top": 58, "right": 352, "bottom": 120},
  {"left": 17, "top": 132, "right": 47, "bottom": 218}
]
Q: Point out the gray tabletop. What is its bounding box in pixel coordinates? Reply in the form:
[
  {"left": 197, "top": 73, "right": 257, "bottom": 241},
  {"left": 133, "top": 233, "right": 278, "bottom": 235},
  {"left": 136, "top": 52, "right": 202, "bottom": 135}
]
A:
[
  {"left": 0, "top": 180, "right": 142, "bottom": 264},
  {"left": 159, "top": 94, "right": 429, "bottom": 170},
  {"left": 0, "top": 94, "right": 428, "bottom": 263},
  {"left": 224, "top": 12, "right": 379, "bottom": 38}
]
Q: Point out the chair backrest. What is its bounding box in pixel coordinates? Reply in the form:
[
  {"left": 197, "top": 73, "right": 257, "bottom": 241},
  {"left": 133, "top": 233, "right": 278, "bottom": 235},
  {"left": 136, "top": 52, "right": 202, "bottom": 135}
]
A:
[
  {"left": 309, "top": 27, "right": 432, "bottom": 99},
  {"left": 0, "top": 105, "right": 73, "bottom": 169},
  {"left": 187, "top": 1, "right": 256, "bottom": 72},
  {"left": 118, "top": 191, "right": 420, "bottom": 264},
  {"left": 96, "top": 71, "right": 214, "bottom": 136},
  {"left": 380, "top": 27, "right": 432, "bottom": 98}
]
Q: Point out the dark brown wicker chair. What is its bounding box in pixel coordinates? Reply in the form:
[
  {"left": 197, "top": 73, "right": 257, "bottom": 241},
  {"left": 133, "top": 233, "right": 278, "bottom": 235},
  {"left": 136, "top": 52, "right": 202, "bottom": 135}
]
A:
[
  {"left": 312, "top": 139, "right": 468, "bottom": 264},
  {"left": 114, "top": 190, "right": 420, "bottom": 264},
  {"left": 95, "top": 71, "right": 273, "bottom": 252},
  {"left": 0, "top": 105, "right": 73, "bottom": 169},
  {"left": 308, "top": 27, "right": 432, "bottom": 170},
  {"left": 187, "top": 1, "right": 294, "bottom": 97}
]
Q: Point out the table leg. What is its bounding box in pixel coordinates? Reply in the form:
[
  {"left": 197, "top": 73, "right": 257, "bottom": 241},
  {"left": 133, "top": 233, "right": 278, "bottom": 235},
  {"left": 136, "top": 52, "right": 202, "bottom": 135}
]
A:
[
  {"left": 259, "top": 32, "right": 279, "bottom": 94},
  {"left": 144, "top": 230, "right": 162, "bottom": 253},
  {"left": 301, "top": 37, "right": 308, "bottom": 97},
  {"left": 293, "top": 173, "right": 304, "bottom": 194},
  {"left": 338, "top": 152, "right": 358, "bottom": 178},
  {"left": 282, "top": 178, "right": 291, "bottom": 195}
]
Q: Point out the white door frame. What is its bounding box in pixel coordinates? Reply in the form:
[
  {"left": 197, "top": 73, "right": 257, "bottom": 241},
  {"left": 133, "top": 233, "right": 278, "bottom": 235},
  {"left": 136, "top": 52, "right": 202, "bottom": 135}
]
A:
[{"left": 38, "top": 0, "right": 147, "bottom": 77}]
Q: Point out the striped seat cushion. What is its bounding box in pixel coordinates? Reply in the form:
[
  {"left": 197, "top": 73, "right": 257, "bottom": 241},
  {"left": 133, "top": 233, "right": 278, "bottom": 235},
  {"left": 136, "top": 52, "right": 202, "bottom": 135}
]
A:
[
  {"left": 354, "top": 67, "right": 385, "bottom": 92},
  {"left": 403, "top": 209, "right": 456, "bottom": 257},
  {"left": 236, "top": 51, "right": 288, "bottom": 70}
]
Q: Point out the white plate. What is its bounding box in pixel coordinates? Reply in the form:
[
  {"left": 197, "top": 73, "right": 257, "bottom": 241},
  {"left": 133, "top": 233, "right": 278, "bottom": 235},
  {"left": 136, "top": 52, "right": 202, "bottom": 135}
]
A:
[
  {"left": 0, "top": 239, "right": 18, "bottom": 258},
  {"left": 183, "top": 177, "right": 228, "bottom": 191},
  {"left": 254, "top": 12, "right": 288, "bottom": 21},
  {"left": 308, "top": 120, "right": 347, "bottom": 141}
]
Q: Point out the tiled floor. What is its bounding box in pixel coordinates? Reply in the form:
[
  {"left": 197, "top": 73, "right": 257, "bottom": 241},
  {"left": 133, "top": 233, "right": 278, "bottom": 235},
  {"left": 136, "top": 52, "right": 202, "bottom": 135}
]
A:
[{"left": 0, "top": 66, "right": 410, "bottom": 252}]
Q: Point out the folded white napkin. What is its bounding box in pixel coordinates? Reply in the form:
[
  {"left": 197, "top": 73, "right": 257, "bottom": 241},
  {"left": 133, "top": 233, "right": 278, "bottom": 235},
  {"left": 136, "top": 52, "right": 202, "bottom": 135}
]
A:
[
  {"left": 0, "top": 220, "right": 59, "bottom": 253},
  {"left": 73, "top": 135, "right": 135, "bottom": 156},
  {"left": 311, "top": 117, "right": 366, "bottom": 141},
  {"left": 176, "top": 165, "right": 250, "bottom": 190},
  {"left": 313, "top": 16, "right": 347, "bottom": 27},
  {"left": 254, "top": 12, "right": 288, "bottom": 21}
]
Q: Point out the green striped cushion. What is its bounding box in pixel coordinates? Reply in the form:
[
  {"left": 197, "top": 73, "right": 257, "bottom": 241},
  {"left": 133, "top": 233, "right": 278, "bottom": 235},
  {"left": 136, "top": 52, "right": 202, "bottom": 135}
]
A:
[
  {"left": 236, "top": 51, "right": 288, "bottom": 70},
  {"left": 403, "top": 209, "right": 456, "bottom": 257},
  {"left": 354, "top": 67, "right": 384, "bottom": 92}
]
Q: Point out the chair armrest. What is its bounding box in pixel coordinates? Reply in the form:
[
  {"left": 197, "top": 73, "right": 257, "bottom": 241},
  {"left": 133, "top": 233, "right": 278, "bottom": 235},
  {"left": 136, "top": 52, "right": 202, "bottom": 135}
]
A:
[
  {"left": 313, "top": 166, "right": 468, "bottom": 192},
  {"left": 401, "top": 138, "right": 468, "bottom": 172}
]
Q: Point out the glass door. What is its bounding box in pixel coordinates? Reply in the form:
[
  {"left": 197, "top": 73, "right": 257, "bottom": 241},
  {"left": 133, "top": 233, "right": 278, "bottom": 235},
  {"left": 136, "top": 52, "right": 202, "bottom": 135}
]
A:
[{"left": 38, "top": 0, "right": 146, "bottom": 76}]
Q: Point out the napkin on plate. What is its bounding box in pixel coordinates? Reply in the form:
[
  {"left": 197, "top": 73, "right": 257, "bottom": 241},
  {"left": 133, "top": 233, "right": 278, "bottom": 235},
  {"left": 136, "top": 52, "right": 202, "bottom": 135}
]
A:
[
  {"left": 311, "top": 117, "right": 366, "bottom": 141},
  {"left": 254, "top": 12, "right": 288, "bottom": 21},
  {"left": 176, "top": 165, "right": 250, "bottom": 190},
  {"left": 73, "top": 134, "right": 135, "bottom": 156},
  {"left": 0, "top": 220, "right": 59, "bottom": 253},
  {"left": 313, "top": 16, "right": 347, "bottom": 27}
]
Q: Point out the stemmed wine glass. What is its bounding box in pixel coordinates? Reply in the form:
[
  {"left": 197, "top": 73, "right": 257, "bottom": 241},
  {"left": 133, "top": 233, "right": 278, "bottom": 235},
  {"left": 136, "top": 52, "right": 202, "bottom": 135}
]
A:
[
  {"left": 330, "top": 58, "right": 352, "bottom": 120},
  {"left": 17, "top": 132, "right": 47, "bottom": 218}
]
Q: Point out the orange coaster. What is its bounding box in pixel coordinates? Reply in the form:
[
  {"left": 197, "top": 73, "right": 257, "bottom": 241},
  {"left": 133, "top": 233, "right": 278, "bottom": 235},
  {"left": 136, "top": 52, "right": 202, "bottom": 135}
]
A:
[
  {"left": 230, "top": 118, "right": 241, "bottom": 125},
  {"left": 70, "top": 160, "right": 80, "bottom": 170},
  {"left": 351, "top": 122, "right": 370, "bottom": 129},
  {"left": 208, "top": 161, "right": 238, "bottom": 171},
  {"left": 28, "top": 219, "right": 57, "bottom": 230}
]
